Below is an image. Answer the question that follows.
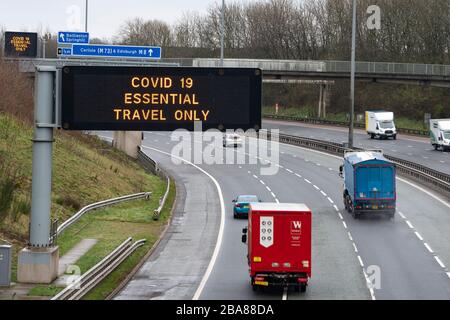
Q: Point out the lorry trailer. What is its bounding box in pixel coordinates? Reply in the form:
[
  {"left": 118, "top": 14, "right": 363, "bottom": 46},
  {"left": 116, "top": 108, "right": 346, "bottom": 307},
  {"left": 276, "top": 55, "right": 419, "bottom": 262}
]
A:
[
  {"left": 430, "top": 119, "right": 450, "bottom": 151},
  {"left": 340, "top": 151, "right": 396, "bottom": 219},
  {"left": 365, "top": 111, "right": 397, "bottom": 140},
  {"left": 242, "top": 203, "right": 312, "bottom": 292}
]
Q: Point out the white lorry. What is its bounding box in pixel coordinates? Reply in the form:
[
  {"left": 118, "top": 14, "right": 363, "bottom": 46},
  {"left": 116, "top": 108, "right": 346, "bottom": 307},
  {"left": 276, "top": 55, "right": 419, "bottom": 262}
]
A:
[
  {"left": 430, "top": 119, "right": 450, "bottom": 151},
  {"left": 365, "top": 111, "right": 397, "bottom": 140}
]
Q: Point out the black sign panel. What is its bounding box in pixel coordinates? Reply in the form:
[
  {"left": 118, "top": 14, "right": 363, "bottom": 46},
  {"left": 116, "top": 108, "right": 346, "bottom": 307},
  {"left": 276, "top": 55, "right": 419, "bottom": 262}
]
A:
[
  {"left": 4, "top": 31, "right": 38, "bottom": 57},
  {"left": 61, "top": 66, "right": 262, "bottom": 131}
]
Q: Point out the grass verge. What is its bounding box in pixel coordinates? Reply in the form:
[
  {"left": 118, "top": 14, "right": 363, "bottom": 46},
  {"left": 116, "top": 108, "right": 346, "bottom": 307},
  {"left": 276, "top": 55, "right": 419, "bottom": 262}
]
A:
[
  {"left": 27, "top": 179, "right": 175, "bottom": 300},
  {"left": 262, "top": 106, "right": 428, "bottom": 131}
]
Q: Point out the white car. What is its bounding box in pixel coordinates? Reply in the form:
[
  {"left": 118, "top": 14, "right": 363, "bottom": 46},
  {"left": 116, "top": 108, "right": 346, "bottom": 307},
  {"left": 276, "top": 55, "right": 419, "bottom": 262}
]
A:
[{"left": 223, "top": 133, "right": 243, "bottom": 147}]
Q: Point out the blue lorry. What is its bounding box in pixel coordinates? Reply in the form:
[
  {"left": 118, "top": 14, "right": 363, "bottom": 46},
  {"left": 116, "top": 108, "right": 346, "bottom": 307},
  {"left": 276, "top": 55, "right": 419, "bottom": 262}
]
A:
[{"left": 340, "top": 151, "right": 396, "bottom": 219}]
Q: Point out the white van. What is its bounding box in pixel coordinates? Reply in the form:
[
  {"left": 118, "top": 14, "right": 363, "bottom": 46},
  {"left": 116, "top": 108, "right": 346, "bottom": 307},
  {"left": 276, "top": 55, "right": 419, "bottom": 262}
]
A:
[
  {"left": 430, "top": 119, "right": 450, "bottom": 151},
  {"left": 365, "top": 111, "right": 397, "bottom": 140}
]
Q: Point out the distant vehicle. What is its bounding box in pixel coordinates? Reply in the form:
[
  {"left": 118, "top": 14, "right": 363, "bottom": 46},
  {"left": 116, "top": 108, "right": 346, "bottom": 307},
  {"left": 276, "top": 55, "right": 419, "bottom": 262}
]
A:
[
  {"left": 223, "top": 133, "right": 243, "bottom": 147},
  {"left": 340, "top": 151, "right": 396, "bottom": 219},
  {"left": 365, "top": 111, "right": 397, "bottom": 140},
  {"left": 233, "top": 195, "right": 260, "bottom": 219},
  {"left": 430, "top": 119, "right": 450, "bottom": 151},
  {"left": 241, "top": 203, "right": 312, "bottom": 292}
]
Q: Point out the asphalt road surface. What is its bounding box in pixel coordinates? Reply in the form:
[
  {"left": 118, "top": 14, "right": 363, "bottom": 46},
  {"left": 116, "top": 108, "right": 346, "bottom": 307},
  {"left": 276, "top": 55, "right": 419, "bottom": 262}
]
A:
[
  {"left": 263, "top": 119, "right": 450, "bottom": 175},
  {"left": 108, "top": 130, "right": 450, "bottom": 300}
]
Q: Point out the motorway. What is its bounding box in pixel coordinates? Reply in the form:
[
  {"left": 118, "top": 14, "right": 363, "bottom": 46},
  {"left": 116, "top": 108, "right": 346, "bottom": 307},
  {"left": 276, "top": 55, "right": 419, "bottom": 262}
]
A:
[
  {"left": 262, "top": 119, "right": 450, "bottom": 175},
  {"left": 108, "top": 129, "right": 450, "bottom": 300}
]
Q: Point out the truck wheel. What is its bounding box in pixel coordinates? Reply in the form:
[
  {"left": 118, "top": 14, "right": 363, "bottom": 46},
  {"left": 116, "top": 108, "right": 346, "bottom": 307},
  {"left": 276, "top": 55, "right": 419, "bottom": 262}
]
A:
[
  {"left": 370, "top": 134, "right": 374, "bottom": 139},
  {"left": 300, "top": 284, "right": 307, "bottom": 293},
  {"left": 393, "top": 135, "right": 397, "bottom": 140},
  {"left": 294, "top": 285, "right": 300, "bottom": 293},
  {"left": 433, "top": 144, "right": 438, "bottom": 151}
]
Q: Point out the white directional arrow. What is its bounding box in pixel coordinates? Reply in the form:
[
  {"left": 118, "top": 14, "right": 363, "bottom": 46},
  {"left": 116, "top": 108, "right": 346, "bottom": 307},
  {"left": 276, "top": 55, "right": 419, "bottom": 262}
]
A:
[
  {"left": 149, "top": 49, "right": 153, "bottom": 56},
  {"left": 59, "top": 33, "right": 65, "bottom": 42}
]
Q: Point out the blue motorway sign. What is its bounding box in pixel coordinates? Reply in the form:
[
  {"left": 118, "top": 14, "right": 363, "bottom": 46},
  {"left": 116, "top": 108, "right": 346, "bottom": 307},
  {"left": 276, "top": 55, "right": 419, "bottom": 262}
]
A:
[
  {"left": 71, "top": 44, "right": 161, "bottom": 59},
  {"left": 57, "top": 47, "right": 72, "bottom": 56},
  {"left": 58, "top": 31, "right": 89, "bottom": 44}
]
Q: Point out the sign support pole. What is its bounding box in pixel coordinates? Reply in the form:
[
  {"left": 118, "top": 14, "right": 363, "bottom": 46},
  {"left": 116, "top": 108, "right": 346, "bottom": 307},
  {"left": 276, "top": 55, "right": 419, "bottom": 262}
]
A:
[{"left": 18, "top": 66, "right": 59, "bottom": 284}]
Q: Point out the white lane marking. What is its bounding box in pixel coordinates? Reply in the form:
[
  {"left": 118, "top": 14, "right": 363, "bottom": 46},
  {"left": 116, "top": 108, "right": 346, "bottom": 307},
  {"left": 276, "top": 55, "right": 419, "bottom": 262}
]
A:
[
  {"left": 253, "top": 174, "right": 258, "bottom": 179},
  {"left": 406, "top": 220, "right": 414, "bottom": 229},
  {"left": 275, "top": 198, "right": 280, "bottom": 204},
  {"left": 342, "top": 221, "right": 348, "bottom": 229},
  {"left": 447, "top": 272, "right": 450, "bottom": 279},
  {"left": 247, "top": 171, "right": 251, "bottom": 174},
  {"left": 348, "top": 232, "right": 353, "bottom": 241},
  {"left": 276, "top": 140, "right": 450, "bottom": 210},
  {"left": 260, "top": 180, "right": 266, "bottom": 186},
  {"left": 328, "top": 168, "right": 333, "bottom": 171},
  {"left": 141, "top": 146, "right": 225, "bottom": 301},
  {"left": 396, "top": 177, "right": 450, "bottom": 209},
  {"left": 434, "top": 256, "right": 446, "bottom": 269},
  {"left": 353, "top": 243, "right": 358, "bottom": 253},
  {"left": 398, "top": 211, "right": 406, "bottom": 219},
  {"left": 278, "top": 165, "right": 284, "bottom": 169},
  {"left": 286, "top": 168, "right": 293, "bottom": 173},
  {"left": 363, "top": 270, "right": 377, "bottom": 301},
  {"left": 316, "top": 163, "right": 321, "bottom": 166},
  {"left": 282, "top": 287, "right": 288, "bottom": 300},
  {"left": 357, "top": 255, "right": 364, "bottom": 267},
  {"left": 321, "top": 191, "right": 327, "bottom": 197},
  {"left": 327, "top": 197, "right": 334, "bottom": 204},
  {"left": 304, "top": 179, "right": 311, "bottom": 184},
  {"left": 338, "top": 212, "right": 344, "bottom": 220},
  {"left": 313, "top": 185, "right": 320, "bottom": 190},
  {"left": 333, "top": 205, "right": 339, "bottom": 212},
  {"left": 271, "top": 192, "right": 276, "bottom": 199},
  {"left": 414, "top": 232, "right": 424, "bottom": 241},
  {"left": 295, "top": 173, "right": 302, "bottom": 178},
  {"left": 238, "top": 166, "right": 242, "bottom": 169},
  {"left": 423, "top": 243, "right": 434, "bottom": 253},
  {"left": 266, "top": 186, "right": 272, "bottom": 192}
]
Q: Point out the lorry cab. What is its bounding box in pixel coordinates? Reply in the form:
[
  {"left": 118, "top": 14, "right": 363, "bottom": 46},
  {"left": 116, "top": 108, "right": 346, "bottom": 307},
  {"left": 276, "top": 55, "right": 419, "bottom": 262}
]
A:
[
  {"left": 242, "top": 203, "right": 312, "bottom": 293},
  {"left": 341, "top": 151, "right": 396, "bottom": 219},
  {"left": 430, "top": 119, "right": 450, "bottom": 151},
  {"left": 365, "top": 111, "right": 397, "bottom": 140}
]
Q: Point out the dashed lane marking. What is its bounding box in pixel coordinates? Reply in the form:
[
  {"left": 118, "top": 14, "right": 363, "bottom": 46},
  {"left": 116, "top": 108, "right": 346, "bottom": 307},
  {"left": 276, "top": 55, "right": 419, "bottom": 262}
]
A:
[
  {"left": 424, "top": 243, "right": 434, "bottom": 253},
  {"left": 434, "top": 256, "right": 446, "bottom": 269},
  {"left": 414, "top": 232, "right": 424, "bottom": 241},
  {"left": 357, "top": 255, "right": 364, "bottom": 267}
]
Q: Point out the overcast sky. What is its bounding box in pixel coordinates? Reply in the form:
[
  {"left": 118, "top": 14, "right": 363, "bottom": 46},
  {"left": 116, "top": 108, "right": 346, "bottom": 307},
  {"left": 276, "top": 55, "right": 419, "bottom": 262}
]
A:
[{"left": 0, "top": 0, "right": 238, "bottom": 40}]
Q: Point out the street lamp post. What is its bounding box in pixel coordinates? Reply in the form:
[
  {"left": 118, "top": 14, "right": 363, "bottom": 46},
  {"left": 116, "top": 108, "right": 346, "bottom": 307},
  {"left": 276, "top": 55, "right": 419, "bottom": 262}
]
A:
[
  {"left": 85, "top": 0, "right": 89, "bottom": 32},
  {"left": 220, "top": 0, "right": 225, "bottom": 66},
  {"left": 349, "top": 0, "right": 357, "bottom": 148}
]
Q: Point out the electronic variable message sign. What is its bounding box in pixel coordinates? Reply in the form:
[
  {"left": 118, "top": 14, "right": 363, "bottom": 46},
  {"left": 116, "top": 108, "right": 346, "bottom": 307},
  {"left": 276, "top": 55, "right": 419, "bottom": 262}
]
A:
[
  {"left": 4, "top": 31, "right": 38, "bottom": 57},
  {"left": 61, "top": 66, "right": 262, "bottom": 131}
]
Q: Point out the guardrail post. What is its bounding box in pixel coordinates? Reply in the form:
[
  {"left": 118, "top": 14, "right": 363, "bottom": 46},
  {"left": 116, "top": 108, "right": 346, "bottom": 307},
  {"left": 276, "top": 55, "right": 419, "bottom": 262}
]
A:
[{"left": 18, "top": 66, "right": 59, "bottom": 284}]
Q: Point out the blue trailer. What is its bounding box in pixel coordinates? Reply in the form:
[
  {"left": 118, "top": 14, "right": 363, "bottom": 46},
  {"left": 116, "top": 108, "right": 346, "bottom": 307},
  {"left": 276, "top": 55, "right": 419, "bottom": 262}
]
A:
[{"left": 340, "top": 151, "right": 396, "bottom": 219}]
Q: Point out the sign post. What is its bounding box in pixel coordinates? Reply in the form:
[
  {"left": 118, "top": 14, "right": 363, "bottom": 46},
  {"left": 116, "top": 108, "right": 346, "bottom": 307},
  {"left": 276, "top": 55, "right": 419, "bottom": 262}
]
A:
[
  {"left": 18, "top": 66, "right": 59, "bottom": 284},
  {"left": 58, "top": 44, "right": 162, "bottom": 59},
  {"left": 57, "top": 31, "right": 89, "bottom": 44},
  {"left": 61, "top": 66, "right": 261, "bottom": 131},
  {"left": 4, "top": 31, "right": 38, "bottom": 58}
]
